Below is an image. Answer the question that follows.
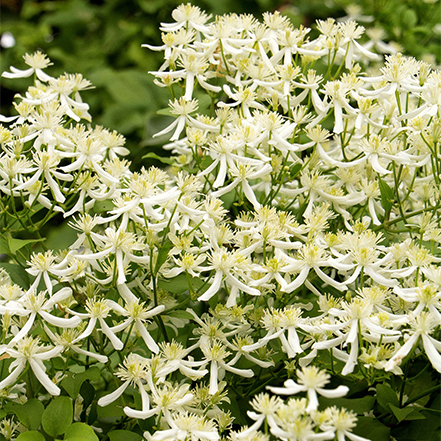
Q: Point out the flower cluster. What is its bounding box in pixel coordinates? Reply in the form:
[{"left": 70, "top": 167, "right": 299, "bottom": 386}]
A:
[{"left": 1, "top": 3, "right": 441, "bottom": 440}]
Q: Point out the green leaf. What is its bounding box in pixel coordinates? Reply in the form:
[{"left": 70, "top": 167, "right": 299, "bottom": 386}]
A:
[
  {"left": 0, "top": 234, "right": 10, "bottom": 254},
  {"left": 389, "top": 404, "right": 426, "bottom": 422},
  {"left": 158, "top": 273, "right": 204, "bottom": 294},
  {"left": 353, "top": 416, "right": 390, "bottom": 441},
  {"left": 89, "top": 68, "right": 155, "bottom": 108},
  {"left": 155, "top": 240, "right": 173, "bottom": 274},
  {"left": 220, "top": 189, "right": 236, "bottom": 210},
  {"left": 96, "top": 398, "right": 125, "bottom": 419},
  {"left": 108, "top": 430, "right": 143, "bottom": 441},
  {"left": 142, "top": 152, "right": 175, "bottom": 165},
  {"left": 93, "top": 200, "right": 114, "bottom": 213},
  {"left": 402, "top": 9, "right": 418, "bottom": 29},
  {"left": 87, "top": 401, "right": 98, "bottom": 426},
  {"left": 4, "top": 399, "right": 44, "bottom": 431},
  {"left": 199, "top": 155, "right": 214, "bottom": 171},
  {"left": 156, "top": 107, "right": 172, "bottom": 116},
  {"left": 376, "top": 383, "right": 399, "bottom": 412},
  {"left": 16, "top": 432, "right": 46, "bottom": 441},
  {"left": 43, "top": 221, "right": 78, "bottom": 251},
  {"left": 64, "top": 422, "right": 99, "bottom": 441},
  {"left": 158, "top": 275, "right": 187, "bottom": 293},
  {"left": 41, "top": 396, "right": 73, "bottom": 438},
  {"left": 223, "top": 392, "right": 248, "bottom": 426},
  {"left": 378, "top": 179, "right": 394, "bottom": 214},
  {"left": 7, "top": 237, "right": 46, "bottom": 254},
  {"left": 392, "top": 410, "right": 441, "bottom": 440},
  {"left": 0, "top": 263, "right": 29, "bottom": 289},
  {"left": 290, "top": 163, "right": 303, "bottom": 178},
  {"left": 319, "top": 395, "right": 375, "bottom": 415},
  {"left": 61, "top": 366, "right": 101, "bottom": 399},
  {"left": 167, "top": 309, "right": 194, "bottom": 320},
  {"left": 79, "top": 380, "right": 96, "bottom": 410}
]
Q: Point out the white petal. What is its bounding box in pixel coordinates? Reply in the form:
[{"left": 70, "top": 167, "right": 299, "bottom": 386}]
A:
[
  {"left": 99, "top": 318, "right": 124, "bottom": 350},
  {"left": 384, "top": 334, "right": 418, "bottom": 372},
  {"left": 98, "top": 381, "right": 130, "bottom": 407},
  {"left": 317, "top": 385, "right": 349, "bottom": 398},
  {"left": 198, "top": 271, "right": 223, "bottom": 301},
  {"left": 282, "top": 266, "right": 310, "bottom": 293},
  {"left": 29, "top": 359, "right": 60, "bottom": 395},
  {"left": 72, "top": 347, "right": 108, "bottom": 364},
  {"left": 422, "top": 334, "right": 441, "bottom": 373},
  {"left": 0, "top": 362, "right": 25, "bottom": 390},
  {"left": 267, "top": 379, "right": 304, "bottom": 395},
  {"left": 39, "top": 311, "right": 81, "bottom": 328},
  {"left": 8, "top": 313, "right": 36, "bottom": 346},
  {"left": 2, "top": 67, "right": 34, "bottom": 78},
  {"left": 306, "top": 388, "right": 319, "bottom": 412},
  {"left": 73, "top": 318, "right": 97, "bottom": 343},
  {"left": 136, "top": 321, "right": 159, "bottom": 354},
  {"left": 209, "top": 361, "right": 219, "bottom": 395}
]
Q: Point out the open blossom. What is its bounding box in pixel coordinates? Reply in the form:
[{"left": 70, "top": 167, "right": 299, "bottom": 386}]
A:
[
  {"left": 160, "top": 3, "right": 211, "bottom": 34},
  {"left": 149, "top": 412, "right": 219, "bottom": 441},
  {"left": 26, "top": 250, "right": 73, "bottom": 295},
  {"left": 125, "top": 381, "right": 194, "bottom": 420},
  {"left": 200, "top": 339, "right": 253, "bottom": 395},
  {"left": 237, "top": 393, "right": 283, "bottom": 439},
  {"left": 44, "top": 326, "right": 108, "bottom": 364},
  {"left": 2, "top": 51, "right": 53, "bottom": 81},
  {"left": 321, "top": 407, "right": 370, "bottom": 441},
  {"left": 211, "top": 162, "right": 273, "bottom": 211},
  {"left": 0, "top": 287, "right": 80, "bottom": 354},
  {"left": 384, "top": 312, "right": 441, "bottom": 373},
  {"left": 150, "top": 50, "right": 221, "bottom": 100},
  {"left": 156, "top": 341, "right": 209, "bottom": 378},
  {"left": 318, "top": 297, "right": 401, "bottom": 375},
  {"left": 12, "top": 150, "right": 73, "bottom": 203},
  {"left": 198, "top": 248, "right": 261, "bottom": 305},
  {"left": 68, "top": 297, "right": 124, "bottom": 350},
  {"left": 108, "top": 300, "right": 165, "bottom": 353},
  {"left": 0, "top": 337, "right": 63, "bottom": 396},
  {"left": 275, "top": 241, "right": 347, "bottom": 293},
  {"left": 98, "top": 353, "right": 150, "bottom": 412},
  {"left": 242, "top": 307, "right": 309, "bottom": 358},
  {"left": 267, "top": 366, "right": 349, "bottom": 412},
  {"left": 75, "top": 226, "right": 149, "bottom": 285},
  {"left": 154, "top": 97, "right": 216, "bottom": 141}
]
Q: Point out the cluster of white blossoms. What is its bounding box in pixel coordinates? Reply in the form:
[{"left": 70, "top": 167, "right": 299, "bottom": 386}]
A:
[{"left": 1, "top": 3, "right": 441, "bottom": 440}]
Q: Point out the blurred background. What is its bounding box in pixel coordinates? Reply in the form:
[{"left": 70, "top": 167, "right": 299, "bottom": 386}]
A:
[{"left": 1, "top": 0, "right": 440, "bottom": 168}]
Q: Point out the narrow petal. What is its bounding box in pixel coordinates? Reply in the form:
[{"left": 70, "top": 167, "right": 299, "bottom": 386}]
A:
[
  {"left": 198, "top": 271, "right": 223, "bottom": 301},
  {"left": 8, "top": 313, "right": 36, "bottom": 346},
  {"left": 29, "top": 359, "right": 60, "bottom": 395},
  {"left": 384, "top": 334, "right": 418, "bottom": 372},
  {"left": 209, "top": 361, "right": 219, "bottom": 395},
  {"left": 422, "top": 334, "right": 441, "bottom": 373},
  {"left": 99, "top": 318, "right": 124, "bottom": 350},
  {"left": 39, "top": 311, "right": 81, "bottom": 328},
  {"left": 317, "top": 385, "right": 349, "bottom": 398},
  {"left": 71, "top": 346, "right": 108, "bottom": 364},
  {"left": 136, "top": 321, "right": 159, "bottom": 354},
  {"left": 267, "top": 379, "right": 304, "bottom": 395},
  {"left": 98, "top": 381, "right": 130, "bottom": 407},
  {"left": 0, "top": 362, "right": 25, "bottom": 390}
]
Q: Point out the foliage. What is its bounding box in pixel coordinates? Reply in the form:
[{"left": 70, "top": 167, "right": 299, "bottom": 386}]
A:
[{"left": 1, "top": 3, "right": 441, "bottom": 441}]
